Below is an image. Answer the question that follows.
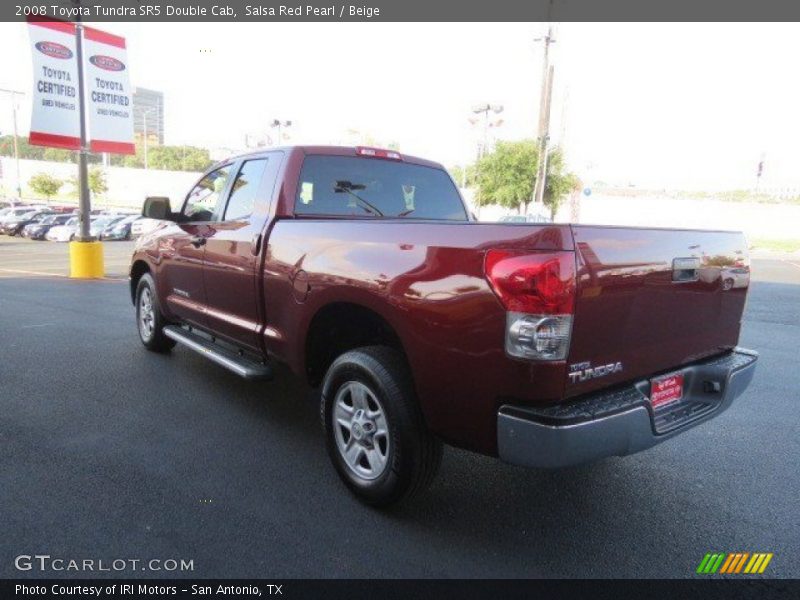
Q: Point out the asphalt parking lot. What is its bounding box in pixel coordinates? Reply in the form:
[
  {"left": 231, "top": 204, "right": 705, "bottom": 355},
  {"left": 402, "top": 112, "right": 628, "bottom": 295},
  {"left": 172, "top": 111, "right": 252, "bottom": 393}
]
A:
[
  {"left": 0, "top": 236, "right": 134, "bottom": 280},
  {"left": 1, "top": 239, "right": 798, "bottom": 578}
]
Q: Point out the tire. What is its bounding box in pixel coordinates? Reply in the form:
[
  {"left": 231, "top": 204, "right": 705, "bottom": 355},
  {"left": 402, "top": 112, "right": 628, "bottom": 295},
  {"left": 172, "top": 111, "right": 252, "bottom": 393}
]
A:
[
  {"left": 135, "top": 272, "right": 176, "bottom": 353},
  {"left": 321, "top": 346, "right": 442, "bottom": 507}
]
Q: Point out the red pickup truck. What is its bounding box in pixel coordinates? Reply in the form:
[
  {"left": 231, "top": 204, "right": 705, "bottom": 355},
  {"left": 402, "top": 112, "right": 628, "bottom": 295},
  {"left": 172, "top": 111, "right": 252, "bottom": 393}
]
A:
[{"left": 130, "top": 145, "right": 758, "bottom": 506}]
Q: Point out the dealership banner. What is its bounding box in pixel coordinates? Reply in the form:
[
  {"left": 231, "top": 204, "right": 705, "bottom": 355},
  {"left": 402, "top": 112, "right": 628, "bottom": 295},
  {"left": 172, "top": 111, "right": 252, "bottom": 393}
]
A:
[
  {"left": 28, "top": 19, "right": 81, "bottom": 150},
  {"left": 83, "top": 26, "right": 135, "bottom": 154}
]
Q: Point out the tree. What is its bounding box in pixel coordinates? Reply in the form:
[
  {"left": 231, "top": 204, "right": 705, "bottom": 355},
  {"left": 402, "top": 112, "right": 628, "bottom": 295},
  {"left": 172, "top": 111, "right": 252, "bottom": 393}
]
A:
[
  {"left": 474, "top": 140, "right": 538, "bottom": 214},
  {"left": 68, "top": 167, "right": 108, "bottom": 200},
  {"left": 448, "top": 164, "right": 478, "bottom": 189},
  {"left": 111, "top": 144, "right": 213, "bottom": 172},
  {"left": 543, "top": 148, "right": 583, "bottom": 219},
  {"left": 88, "top": 167, "right": 108, "bottom": 198},
  {"left": 474, "top": 140, "right": 580, "bottom": 218},
  {"left": 29, "top": 172, "right": 62, "bottom": 200}
]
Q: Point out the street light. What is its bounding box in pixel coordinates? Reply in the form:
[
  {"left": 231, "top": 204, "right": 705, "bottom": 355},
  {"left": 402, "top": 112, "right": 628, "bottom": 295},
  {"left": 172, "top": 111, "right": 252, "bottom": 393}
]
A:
[
  {"left": 470, "top": 104, "right": 504, "bottom": 159},
  {"left": 0, "top": 88, "right": 24, "bottom": 200},
  {"left": 270, "top": 119, "right": 292, "bottom": 145}
]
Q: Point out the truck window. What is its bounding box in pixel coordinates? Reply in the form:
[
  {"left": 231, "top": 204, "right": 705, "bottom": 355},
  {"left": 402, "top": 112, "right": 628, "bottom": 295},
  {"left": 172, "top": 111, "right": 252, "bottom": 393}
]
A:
[
  {"left": 183, "top": 165, "right": 231, "bottom": 222},
  {"left": 294, "top": 155, "right": 468, "bottom": 220},
  {"left": 223, "top": 159, "right": 268, "bottom": 221}
]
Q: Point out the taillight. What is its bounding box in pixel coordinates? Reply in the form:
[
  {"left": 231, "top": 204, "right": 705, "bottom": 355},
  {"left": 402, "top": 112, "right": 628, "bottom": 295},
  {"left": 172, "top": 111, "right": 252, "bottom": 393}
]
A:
[
  {"left": 355, "top": 146, "right": 402, "bottom": 160},
  {"left": 485, "top": 250, "right": 576, "bottom": 361}
]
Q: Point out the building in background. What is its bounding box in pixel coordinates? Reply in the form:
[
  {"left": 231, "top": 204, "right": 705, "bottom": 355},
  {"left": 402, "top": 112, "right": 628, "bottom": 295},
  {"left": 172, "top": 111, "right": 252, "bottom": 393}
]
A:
[{"left": 132, "top": 87, "right": 164, "bottom": 147}]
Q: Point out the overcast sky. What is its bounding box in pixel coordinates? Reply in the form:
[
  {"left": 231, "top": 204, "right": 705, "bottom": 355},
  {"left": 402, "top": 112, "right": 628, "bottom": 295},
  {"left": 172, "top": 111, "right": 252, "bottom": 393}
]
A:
[{"left": 1, "top": 22, "right": 799, "bottom": 190}]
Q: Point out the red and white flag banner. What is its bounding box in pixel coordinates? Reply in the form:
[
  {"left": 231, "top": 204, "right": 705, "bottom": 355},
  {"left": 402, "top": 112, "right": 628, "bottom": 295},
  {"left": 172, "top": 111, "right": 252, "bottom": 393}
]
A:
[
  {"left": 28, "top": 18, "right": 81, "bottom": 150},
  {"left": 83, "top": 26, "right": 135, "bottom": 154}
]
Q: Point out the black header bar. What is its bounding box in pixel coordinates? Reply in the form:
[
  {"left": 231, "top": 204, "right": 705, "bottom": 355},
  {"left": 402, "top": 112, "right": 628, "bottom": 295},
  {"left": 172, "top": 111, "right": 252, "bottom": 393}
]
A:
[{"left": 4, "top": 0, "right": 800, "bottom": 22}]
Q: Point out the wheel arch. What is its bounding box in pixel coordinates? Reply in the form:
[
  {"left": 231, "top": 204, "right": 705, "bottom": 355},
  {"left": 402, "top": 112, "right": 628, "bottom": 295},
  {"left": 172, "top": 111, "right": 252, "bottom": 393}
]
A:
[
  {"left": 304, "top": 301, "right": 409, "bottom": 388},
  {"left": 129, "top": 259, "right": 151, "bottom": 304}
]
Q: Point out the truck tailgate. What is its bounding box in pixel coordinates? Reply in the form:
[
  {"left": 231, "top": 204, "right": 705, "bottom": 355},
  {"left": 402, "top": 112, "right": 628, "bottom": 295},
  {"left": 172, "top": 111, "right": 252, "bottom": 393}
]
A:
[{"left": 566, "top": 226, "right": 750, "bottom": 399}]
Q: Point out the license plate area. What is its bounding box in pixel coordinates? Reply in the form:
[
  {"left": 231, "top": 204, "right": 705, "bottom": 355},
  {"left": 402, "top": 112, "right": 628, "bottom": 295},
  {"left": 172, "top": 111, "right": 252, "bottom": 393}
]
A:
[{"left": 650, "top": 373, "right": 684, "bottom": 409}]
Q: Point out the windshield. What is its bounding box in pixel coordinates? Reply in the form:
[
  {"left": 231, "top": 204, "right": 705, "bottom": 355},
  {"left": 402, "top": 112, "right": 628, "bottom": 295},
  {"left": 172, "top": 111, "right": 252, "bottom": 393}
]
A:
[{"left": 294, "top": 155, "right": 467, "bottom": 220}]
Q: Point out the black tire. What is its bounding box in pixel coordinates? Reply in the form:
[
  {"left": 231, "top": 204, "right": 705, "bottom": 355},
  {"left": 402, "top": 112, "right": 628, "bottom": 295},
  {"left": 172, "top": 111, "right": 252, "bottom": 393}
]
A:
[
  {"left": 135, "top": 272, "right": 176, "bottom": 353},
  {"left": 321, "top": 346, "right": 442, "bottom": 507},
  {"left": 722, "top": 278, "right": 735, "bottom": 291}
]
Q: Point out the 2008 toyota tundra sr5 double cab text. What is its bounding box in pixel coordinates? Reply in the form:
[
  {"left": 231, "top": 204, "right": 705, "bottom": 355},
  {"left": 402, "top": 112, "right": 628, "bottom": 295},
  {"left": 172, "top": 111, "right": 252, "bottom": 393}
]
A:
[{"left": 130, "top": 145, "right": 758, "bottom": 506}]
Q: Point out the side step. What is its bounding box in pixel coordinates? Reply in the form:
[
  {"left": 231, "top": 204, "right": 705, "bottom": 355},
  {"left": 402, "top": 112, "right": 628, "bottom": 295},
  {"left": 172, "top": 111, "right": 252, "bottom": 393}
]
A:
[{"left": 163, "top": 325, "right": 273, "bottom": 381}]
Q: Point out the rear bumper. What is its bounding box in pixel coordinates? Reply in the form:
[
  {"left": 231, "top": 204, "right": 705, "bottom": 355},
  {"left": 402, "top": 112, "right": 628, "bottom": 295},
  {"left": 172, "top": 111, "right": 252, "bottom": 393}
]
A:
[{"left": 497, "top": 347, "right": 758, "bottom": 469}]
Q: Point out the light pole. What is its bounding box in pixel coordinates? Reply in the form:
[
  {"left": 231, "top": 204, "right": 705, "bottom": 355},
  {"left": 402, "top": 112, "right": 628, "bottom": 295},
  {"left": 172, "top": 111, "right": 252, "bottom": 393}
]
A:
[
  {"left": 471, "top": 104, "right": 504, "bottom": 159},
  {"left": 0, "top": 88, "right": 24, "bottom": 200},
  {"left": 140, "top": 108, "right": 157, "bottom": 169},
  {"left": 270, "top": 119, "right": 292, "bottom": 145}
]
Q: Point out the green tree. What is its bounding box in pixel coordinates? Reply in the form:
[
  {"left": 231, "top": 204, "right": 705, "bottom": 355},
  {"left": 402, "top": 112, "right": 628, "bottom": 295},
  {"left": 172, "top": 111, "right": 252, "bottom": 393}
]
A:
[
  {"left": 69, "top": 166, "right": 108, "bottom": 198},
  {"left": 43, "top": 147, "right": 75, "bottom": 163},
  {"left": 68, "top": 167, "right": 108, "bottom": 200},
  {"left": 28, "top": 172, "right": 62, "bottom": 200},
  {"left": 111, "top": 144, "right": 213, "bottom": 172},
  {"left": 543, "top": 148, "right": 583, "bottom": 219},
  {"left": 0, "top": 135, "right": 101, "bottom": 163},
  {"left": 448, "top": 164, "right": 478, "bottom": 188},
  {"left": 474, "top": 140, "right": 538, "bottom": 214},
  {"left": 474, "top": 140, "right": 579, "bottom": 218},
  {"left": 88, "top": 167, "right": 108, "bottom": 198}
]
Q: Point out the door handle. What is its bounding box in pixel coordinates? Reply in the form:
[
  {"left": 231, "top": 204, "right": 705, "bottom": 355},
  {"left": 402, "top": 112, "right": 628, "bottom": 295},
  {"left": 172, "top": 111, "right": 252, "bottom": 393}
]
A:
[
  {"left": 250, "top": 233, "right": 263, "bottom": 256},
  {"left": 190, "top": 235, "right": 206, "bottom": 248}
]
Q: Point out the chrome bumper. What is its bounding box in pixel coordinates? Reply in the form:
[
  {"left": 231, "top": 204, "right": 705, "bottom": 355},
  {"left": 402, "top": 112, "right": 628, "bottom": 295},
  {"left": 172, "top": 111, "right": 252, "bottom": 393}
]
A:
[{"left": 497, "top": 347, "right": 758, "bottom": 469}]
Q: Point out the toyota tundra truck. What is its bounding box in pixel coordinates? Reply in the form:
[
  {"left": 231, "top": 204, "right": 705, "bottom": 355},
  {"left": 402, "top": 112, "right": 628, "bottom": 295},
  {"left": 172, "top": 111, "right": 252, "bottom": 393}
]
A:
[{"left": 130, "top": 145, "right": 758, "bottom": 506}]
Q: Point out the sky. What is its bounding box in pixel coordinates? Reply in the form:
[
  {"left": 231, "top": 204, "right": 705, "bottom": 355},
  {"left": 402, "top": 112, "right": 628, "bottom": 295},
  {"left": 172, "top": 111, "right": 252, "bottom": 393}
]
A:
[{"left": 1, "top": 21, "right": 799, "bottom": 190}]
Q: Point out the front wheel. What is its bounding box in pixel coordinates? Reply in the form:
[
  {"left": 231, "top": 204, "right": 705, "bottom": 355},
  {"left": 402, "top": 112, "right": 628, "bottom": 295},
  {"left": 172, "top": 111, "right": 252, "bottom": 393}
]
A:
[
  {"left": 135, "top": 272, "right": 176, "bottom": 353},
  {"left": 321, "top": 346, "right": 442, "bottom": 507}
]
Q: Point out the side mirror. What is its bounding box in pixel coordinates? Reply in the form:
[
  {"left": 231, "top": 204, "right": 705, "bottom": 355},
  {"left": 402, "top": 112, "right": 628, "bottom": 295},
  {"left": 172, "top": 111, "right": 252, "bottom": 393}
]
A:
[{"left": 142, "top": 196, "right": 174, "bottom": 221}]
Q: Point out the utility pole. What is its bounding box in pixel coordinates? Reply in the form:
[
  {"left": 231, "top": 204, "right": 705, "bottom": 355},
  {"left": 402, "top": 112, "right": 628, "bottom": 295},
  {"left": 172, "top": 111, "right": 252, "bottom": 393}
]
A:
[
  {"left": 532, "top": 26, "right": 556, "bottom": 208},
  {"left": 0, "top": 88, "right": 24, "bottom": 200}
]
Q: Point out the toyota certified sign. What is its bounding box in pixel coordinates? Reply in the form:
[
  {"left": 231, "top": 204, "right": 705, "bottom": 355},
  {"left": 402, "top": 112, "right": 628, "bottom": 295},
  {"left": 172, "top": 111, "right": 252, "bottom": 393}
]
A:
[
  {"left": 28, "top": 21, "right": 134, "bottom": 155},
  {"left": 28, "top": 20, "right": 81, "bottom": 150}
]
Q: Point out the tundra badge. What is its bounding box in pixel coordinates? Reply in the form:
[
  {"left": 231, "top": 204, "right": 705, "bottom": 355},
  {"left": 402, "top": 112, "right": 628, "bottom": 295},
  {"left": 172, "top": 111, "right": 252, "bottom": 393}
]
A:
[{"left": 568, "top": 361, "right": 623, "bottom": 384}]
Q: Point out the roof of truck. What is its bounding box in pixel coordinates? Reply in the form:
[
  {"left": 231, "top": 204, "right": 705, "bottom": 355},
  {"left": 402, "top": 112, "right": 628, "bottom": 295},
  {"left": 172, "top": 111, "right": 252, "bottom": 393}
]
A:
[{"left": 217, "top": 145, "right": 443, "bottom": 170}]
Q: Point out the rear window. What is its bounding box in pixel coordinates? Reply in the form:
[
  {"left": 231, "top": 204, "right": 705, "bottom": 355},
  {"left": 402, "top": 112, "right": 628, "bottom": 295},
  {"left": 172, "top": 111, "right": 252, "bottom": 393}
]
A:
[{"left": 294, "top": 155, "right": 467, "bottom": 220}]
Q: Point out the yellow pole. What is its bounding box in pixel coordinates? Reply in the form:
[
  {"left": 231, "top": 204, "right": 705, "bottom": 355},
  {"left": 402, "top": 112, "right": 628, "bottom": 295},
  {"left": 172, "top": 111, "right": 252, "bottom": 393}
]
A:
[{"left": 69, "top": 240, "right": 104, "bottom": 278}]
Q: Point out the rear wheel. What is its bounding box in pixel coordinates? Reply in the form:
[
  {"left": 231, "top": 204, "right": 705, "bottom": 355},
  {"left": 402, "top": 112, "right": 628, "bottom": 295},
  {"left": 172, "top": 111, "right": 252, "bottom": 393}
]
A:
[
  {"left": 136, "top": 272, "right": 176, "bottom": 353},
  {"left": 321, "top": 346, "right": 442, "bottom": 507}
]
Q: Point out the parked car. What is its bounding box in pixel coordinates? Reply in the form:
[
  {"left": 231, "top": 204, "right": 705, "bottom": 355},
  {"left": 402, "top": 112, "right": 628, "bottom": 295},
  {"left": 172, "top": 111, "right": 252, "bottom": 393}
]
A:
[
  {"left": 45, "top": 216, "right": 80, "bottom": 242},
  {"left": 721, "top": 266, "right": 750, "bottom": 290},
  {"left": 22, "top": 213, "right": 73, "bottom": 240},
  {"left": 0, "top": 206, "right": 42, "bottom": 228},
  {"left": 0, "top": 211, "right": 55, "bottom": 236},
  {"left": 89, "top": 215, "right": 125, "bottom": 238},
  {"left": 130, "top": 145, "right": 758, "bottom": 506},
  {"left": 100, "top": 215, "right": 141, "bottom": 241},
  {"left": 498, "top": 211, "right": 552, "bottom": 224}
]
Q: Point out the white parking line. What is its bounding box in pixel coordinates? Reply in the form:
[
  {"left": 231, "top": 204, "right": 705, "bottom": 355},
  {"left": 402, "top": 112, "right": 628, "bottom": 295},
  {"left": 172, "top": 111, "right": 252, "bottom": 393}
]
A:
[{"left": 0, "top": 267, "right": 68, "bottom": 277}]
